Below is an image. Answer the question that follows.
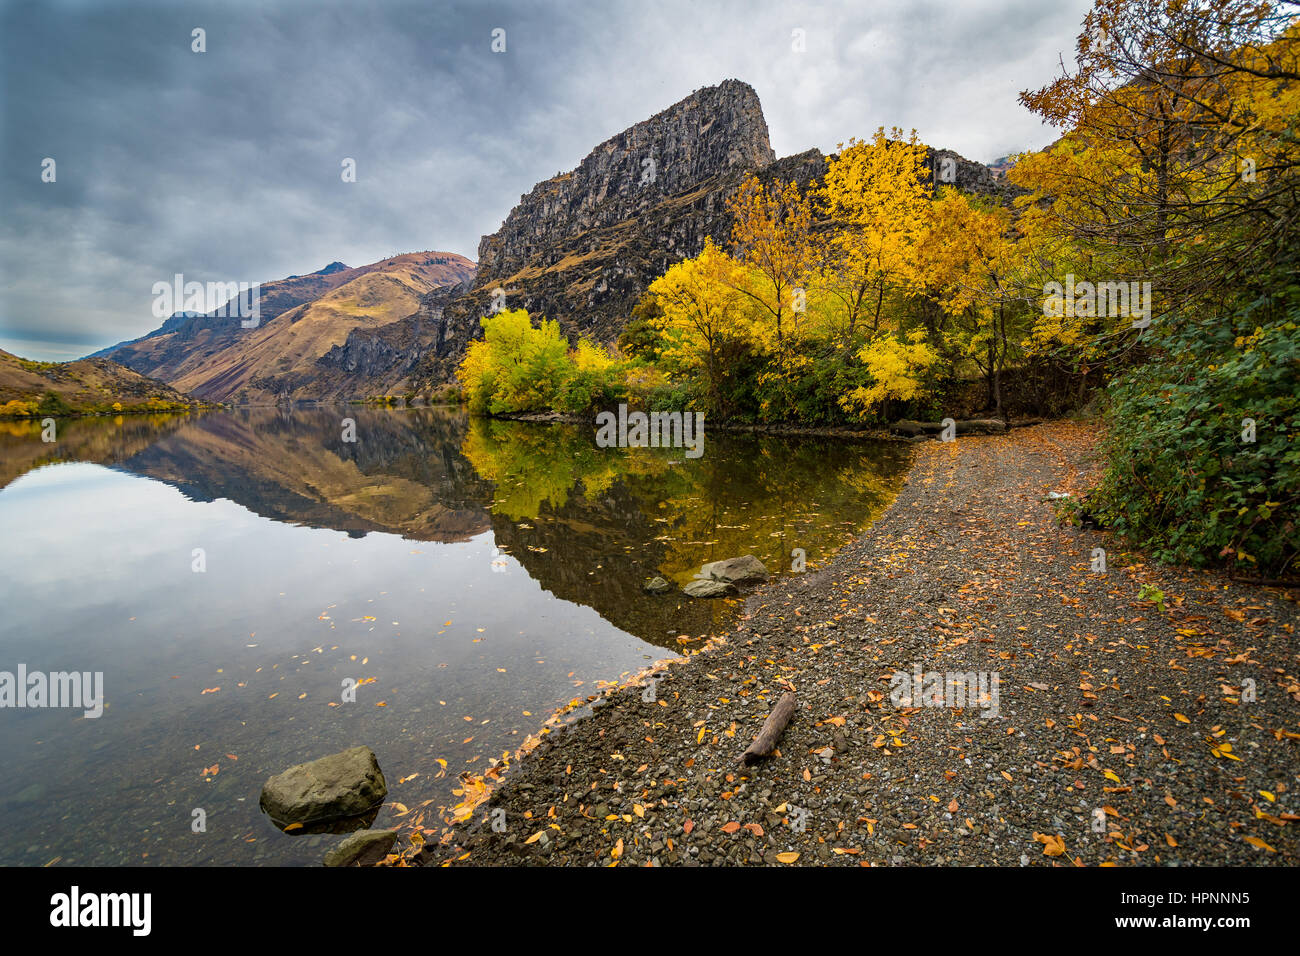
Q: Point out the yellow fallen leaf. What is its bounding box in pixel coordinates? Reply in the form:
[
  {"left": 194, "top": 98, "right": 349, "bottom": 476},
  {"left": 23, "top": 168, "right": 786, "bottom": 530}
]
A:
[
  {"left": 775, "top": 851, "right": 800, "bottom": 864},
  {"left": 1034, "top": 832, "right": 1065, "bottom": 857}
]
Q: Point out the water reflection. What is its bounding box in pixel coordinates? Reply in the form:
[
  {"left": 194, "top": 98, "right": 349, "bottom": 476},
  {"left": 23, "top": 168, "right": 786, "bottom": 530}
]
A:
[{"left": 0, "top": 407, "right": 908, "bottom": 865}]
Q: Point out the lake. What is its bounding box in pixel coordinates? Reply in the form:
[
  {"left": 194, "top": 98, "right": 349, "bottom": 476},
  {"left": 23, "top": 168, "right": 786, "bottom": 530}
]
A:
[{"left": 0, "top": 406, "right": 909, "bottom": 865}]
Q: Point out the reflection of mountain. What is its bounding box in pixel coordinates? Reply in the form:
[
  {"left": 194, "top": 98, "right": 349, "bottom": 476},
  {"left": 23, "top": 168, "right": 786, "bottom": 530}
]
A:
[
  {"left": 0, "top": 407, "right": 495, "bottom": 542},
  {"left": 0, "top": 413, "right": 196, "bottom": 490},
  {"left": 119, "top": 407, "right": 495, "bottom": 542},
  {"left": 0, "top": 408, "right": 909, "bottom": 655}
]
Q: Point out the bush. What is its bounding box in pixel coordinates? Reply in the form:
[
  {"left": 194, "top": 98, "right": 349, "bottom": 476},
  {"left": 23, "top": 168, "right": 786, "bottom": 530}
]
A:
[
  {"left": 0, "top": 400, "right": 35, "bottom": 418},
  {"left": 35, "top": 391, "right": 73, "bottom": 416},
  {"left": 1086, "top": 292, "right": 1300, "bottom": 578},
  {"left": 457, "top": 310, "right": 626, "bottom": 415}
]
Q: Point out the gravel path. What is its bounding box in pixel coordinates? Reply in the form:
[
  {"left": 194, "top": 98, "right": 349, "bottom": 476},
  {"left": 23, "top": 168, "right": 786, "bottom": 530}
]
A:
[{"left": 414, "top": 422, "right": 1299, "bottom": 866}]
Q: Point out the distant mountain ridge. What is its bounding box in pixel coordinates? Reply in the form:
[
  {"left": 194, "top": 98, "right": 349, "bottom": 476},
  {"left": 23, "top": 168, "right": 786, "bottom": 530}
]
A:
[{"left": 100, "top": 252, "right": 475, "bottom": 402}]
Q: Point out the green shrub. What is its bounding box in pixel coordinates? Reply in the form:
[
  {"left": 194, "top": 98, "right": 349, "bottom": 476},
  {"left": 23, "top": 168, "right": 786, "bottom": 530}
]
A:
[{"left": 1087, "top": 290, "right": 1299, "bottom": 578}]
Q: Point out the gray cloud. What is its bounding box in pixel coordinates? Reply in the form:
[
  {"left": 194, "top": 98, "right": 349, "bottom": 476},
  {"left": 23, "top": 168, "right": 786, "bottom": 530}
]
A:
[{"left": 0, "top": 0, "right": 1091, "bottom": 360}]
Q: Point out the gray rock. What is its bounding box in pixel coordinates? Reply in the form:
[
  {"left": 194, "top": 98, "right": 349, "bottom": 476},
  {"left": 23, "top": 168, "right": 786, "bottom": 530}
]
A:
[
  {"left": 323, "top": 828, "right": 398, "bottom": 867},
  {"left": 643, "top": 576, "right": 673, "bottom": 594},
  {"left": 698, "top": 554, "right": 769, "bottom": 585},
  {"left": 260, "top": 745, "right": 388, "bottom": 827},
  {"left": 683, "top": 578, "right": 738, "bottom": 598}
]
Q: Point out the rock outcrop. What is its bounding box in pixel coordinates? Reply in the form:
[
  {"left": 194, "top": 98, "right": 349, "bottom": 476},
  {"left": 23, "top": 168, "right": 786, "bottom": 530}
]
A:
[
  {"left": 404, "top": 83, "right": 829, "bottom": 385},
  {"left": 476, "top": 79, "right": 776, "bottom": 282}
]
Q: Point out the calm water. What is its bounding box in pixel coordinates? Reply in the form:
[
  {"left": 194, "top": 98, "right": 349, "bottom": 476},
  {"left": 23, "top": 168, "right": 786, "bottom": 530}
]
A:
[{"left": 0, "top": 407, "right": 908, "bottom": 865}]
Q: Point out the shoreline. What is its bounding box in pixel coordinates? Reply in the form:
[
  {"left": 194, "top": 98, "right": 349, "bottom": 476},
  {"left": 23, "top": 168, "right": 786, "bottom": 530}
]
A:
[{"left": 405, "top": 421, "right": 1299, "bottom": 866}]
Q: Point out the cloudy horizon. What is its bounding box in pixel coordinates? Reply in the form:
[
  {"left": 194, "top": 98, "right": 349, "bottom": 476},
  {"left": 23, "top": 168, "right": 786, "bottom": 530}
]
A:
[{"left": 0, "top": 0, "right": 1092, "bottom": 361}]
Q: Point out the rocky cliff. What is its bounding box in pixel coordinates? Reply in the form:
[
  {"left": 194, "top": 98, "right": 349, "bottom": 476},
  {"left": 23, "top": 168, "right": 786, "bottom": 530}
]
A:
[{"left": 476, "top": 79, "right": 776, "bottom": 282}]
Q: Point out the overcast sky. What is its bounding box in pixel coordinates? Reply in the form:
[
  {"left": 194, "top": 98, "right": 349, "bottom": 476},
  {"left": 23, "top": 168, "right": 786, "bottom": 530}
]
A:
[{"left": 0, "top": 0, "right": 1092, "bottom": 360}]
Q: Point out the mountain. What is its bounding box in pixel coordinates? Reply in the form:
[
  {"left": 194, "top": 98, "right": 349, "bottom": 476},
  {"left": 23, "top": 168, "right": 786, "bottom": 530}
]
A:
[
  {"left": 101, "top": 253, "right": 475, "bottom": 402},
  {"left": 986, "top": 154, "right": 1019, "bottom": 179},
  {"left": 0, "top": 349, "right": 199, "bottom": 415}
]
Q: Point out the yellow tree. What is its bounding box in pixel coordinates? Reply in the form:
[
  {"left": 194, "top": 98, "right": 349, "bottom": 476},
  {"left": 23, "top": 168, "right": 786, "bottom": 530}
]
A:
[
  {"left": 922, "top": 190, "right": 1035, "bottom": 415},
  {"left": 840, "top": 331, "right": 938, "bottom": 421},
  {"left": 646, "top": 238, "right": 752, "bottom": 415},
  {"left": 816, "top": 128, "right": 933, "bottom": 339},
  {"left": 1016, "top": 0, "right": 1300, "bottom": 309},
  {"left": 727, "top": 175, "right": 816, "bottom": 357}
]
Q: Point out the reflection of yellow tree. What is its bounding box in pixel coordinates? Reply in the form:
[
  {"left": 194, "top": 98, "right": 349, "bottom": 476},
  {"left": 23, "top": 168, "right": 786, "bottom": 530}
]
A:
[
  {"left": 621, "top": 439, "right": 910, "bottom": 584},
  {"left": 461, "top": 419, "right": 669, "bottom": 521},
  {"left": 461, "top": 420, "right": 910, "bottom": 583}
]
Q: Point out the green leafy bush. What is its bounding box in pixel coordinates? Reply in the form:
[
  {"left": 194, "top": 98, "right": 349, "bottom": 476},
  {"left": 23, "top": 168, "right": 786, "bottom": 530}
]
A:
[
  {"left": 458, "top": 309, "right": 626, "bottom": 415},
  {"left": 1087, "top": 291, "right": 1299, "bottom": 578}
]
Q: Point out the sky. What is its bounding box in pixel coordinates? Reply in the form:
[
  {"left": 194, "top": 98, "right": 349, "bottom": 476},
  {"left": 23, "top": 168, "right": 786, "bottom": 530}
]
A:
[{"left": 0, "top": 0, "right": 1093, "bottom": 360}]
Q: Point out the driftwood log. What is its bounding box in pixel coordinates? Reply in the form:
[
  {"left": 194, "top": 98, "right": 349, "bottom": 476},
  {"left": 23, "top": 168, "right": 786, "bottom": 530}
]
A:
[{"left": 740, "top": 692, "right": 797, "bottom": 766}]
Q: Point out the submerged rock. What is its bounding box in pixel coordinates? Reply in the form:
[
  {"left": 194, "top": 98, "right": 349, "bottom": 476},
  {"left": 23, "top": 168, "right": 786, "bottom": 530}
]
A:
[
  {"left": 683, "top": 578, "right": 737, "bottom": 598},
  {"left": 699, "top": 554, "right": 769, "bottom": 585},
  {"left": 643, "top": 576, "right": 673, "bottom": 594},
  {"left": 260, "top": 745, "right": 388, "bottom": 828},
  {"left": 323, "top": 828, "right": 398, "bottom": 867}
]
